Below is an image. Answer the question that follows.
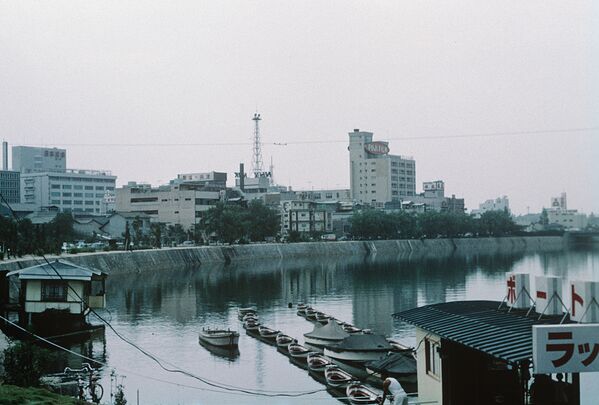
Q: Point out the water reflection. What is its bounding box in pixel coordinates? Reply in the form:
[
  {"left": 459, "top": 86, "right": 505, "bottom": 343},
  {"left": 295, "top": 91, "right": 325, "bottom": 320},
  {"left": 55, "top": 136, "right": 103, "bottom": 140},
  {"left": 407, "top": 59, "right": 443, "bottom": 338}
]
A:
[{"left": 23, "top": 249, "right": 599, "bottom": 404}]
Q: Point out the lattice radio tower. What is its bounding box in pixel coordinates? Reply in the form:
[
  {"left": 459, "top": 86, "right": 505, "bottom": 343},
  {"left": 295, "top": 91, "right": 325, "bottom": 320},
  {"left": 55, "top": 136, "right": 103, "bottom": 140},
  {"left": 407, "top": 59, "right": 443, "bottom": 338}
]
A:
[{"left": 251, "top": 112, "right": 263, "bottom": 177}]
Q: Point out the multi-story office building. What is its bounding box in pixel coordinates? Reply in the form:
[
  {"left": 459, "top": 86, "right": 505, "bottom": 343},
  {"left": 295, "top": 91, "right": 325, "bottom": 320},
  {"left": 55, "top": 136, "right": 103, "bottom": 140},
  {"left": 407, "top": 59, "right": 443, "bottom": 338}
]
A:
[
  {"left": 20, "top": 169, "right": 116, "bottom": 214},
  {"left": 0, "top": 170, "right": 20, "bottom": 204},
  {"left": 348, "top": 129, "right": 416, "bottom": 207},
  {"left": 115, "top": 181, "right": 223, "bottom": 230},
  {"left": 12, "top": 146, "right": 67, "bottom": 174},
  {"left": 280, "top": 200, "right": 335, "bottom": 235}
]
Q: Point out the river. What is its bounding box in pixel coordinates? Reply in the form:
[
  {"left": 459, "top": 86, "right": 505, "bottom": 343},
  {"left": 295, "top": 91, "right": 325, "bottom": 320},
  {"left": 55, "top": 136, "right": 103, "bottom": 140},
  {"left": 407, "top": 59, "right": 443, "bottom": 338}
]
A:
[{"left": 47, "top": 247, "right": 597, "bottom": 404}]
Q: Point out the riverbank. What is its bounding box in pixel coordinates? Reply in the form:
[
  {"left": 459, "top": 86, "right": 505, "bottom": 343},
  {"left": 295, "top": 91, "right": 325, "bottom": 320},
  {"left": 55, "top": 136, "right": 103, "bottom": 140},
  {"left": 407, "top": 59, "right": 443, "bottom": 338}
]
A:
[
  {"left": 0, "top": 236, "right": 565, "bottom": 275},
  {"left": 0, "top": 384, "right": 86, "bottom": 405}
]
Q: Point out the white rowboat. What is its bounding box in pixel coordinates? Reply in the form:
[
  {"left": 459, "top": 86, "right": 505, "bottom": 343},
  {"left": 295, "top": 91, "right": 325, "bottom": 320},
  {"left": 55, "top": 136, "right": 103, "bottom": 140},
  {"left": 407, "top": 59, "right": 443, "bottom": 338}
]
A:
[
  {"left": 199, "top": 328, "right": 239, "bottom": 348},
  {"left": 346, "top": 382, "right": 379, "bottom": 404},
  {"left": 324, "top": 365, "right": 354, "bottom": 388}
]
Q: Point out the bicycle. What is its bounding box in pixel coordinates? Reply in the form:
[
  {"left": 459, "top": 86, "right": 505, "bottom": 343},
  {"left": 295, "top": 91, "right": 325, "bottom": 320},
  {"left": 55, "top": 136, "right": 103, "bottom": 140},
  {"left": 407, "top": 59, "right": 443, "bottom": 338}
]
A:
[{"left": 64, "top": 363, "right": 104, "bottom": 403}]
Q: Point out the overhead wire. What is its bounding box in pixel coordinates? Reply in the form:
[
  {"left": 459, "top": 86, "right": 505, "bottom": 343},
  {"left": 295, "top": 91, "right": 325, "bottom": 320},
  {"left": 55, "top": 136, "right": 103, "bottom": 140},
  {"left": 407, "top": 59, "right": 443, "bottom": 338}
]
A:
[
  {"left": 11, "top": 125, "right": 599, "bottom": 148},
  {"left": 0, "top": 193, "right": 326, "bottom": 398},
  {"left": 0, "top": 314, "right": 313, "bottom": 399}
]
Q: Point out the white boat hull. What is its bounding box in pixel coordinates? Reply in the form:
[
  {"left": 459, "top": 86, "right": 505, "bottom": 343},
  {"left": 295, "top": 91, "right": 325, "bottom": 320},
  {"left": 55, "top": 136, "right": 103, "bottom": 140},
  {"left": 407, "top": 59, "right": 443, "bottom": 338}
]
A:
[
  {"left": 324, "top": 348, "right": 388, "bottom": 363},
  {"left": 199, "top": 331, "right": 239, "bottom": 347}
]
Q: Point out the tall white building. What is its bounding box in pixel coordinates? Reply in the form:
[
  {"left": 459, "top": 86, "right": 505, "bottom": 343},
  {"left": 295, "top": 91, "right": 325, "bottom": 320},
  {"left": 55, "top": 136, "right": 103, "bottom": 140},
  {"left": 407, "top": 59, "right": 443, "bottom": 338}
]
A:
[
  {"left": 348, "top": 129, "right": 416, "bottom": 207},
  {"left": 21, "top": 169, "right": 116, "bottom": 214}
]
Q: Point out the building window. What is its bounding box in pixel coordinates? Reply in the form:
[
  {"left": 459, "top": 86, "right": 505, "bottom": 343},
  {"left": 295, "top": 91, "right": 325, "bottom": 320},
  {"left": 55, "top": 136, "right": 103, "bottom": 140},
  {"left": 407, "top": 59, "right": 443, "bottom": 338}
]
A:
[
  {"left": 62, "top": 200, "right": 72, "bottom": 205},
  {"left": 85, "top": 186, "right": 93, "bottom": 190},
  {"left": 62, "top": 185, "right": 72, "bottom": 189},
  {"left": 51, "top": 184, "right": 60, "bottom": 189},
  {"left": 425, "top": 338, "right": 441, "bottom": 378},
  {"left": 74, "top": 185, "right": 83, "bottom": 190},
  {"left": 41, "top": 281, "right": 68, "bottom": 302},
  {"left": 62, "top": 192, "right": 72, "bottom": 197},
  {"left": 74, "top": 193, "right": 83, "bottom": 197}
]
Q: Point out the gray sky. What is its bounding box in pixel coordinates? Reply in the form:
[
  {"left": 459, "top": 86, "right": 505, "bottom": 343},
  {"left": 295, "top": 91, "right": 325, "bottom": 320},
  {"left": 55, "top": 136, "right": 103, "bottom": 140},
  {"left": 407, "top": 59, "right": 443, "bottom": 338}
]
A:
[{"left": 1, "top": 1, "right": 597, "bottom": 215}]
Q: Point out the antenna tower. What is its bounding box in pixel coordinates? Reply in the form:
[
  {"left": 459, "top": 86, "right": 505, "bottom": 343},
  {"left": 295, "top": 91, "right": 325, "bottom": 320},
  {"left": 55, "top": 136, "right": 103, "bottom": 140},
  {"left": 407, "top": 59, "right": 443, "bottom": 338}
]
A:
[{"left": 251, "top": 112, "right": 263, "bottom": 176}]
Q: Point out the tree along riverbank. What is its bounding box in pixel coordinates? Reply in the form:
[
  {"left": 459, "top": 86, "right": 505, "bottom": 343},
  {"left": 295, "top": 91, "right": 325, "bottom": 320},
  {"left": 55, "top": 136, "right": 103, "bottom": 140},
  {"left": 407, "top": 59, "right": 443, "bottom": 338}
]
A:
[{"left": 0, "top": 235, "right": 566, "bottom": 275}]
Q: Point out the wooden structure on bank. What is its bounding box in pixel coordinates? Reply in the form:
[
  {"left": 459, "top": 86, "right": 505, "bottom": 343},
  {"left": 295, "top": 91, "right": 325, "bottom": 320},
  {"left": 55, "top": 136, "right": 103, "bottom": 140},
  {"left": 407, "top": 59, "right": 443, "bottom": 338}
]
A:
[{"left": 6, "top": 260, "right": 106, "bottom": 331}]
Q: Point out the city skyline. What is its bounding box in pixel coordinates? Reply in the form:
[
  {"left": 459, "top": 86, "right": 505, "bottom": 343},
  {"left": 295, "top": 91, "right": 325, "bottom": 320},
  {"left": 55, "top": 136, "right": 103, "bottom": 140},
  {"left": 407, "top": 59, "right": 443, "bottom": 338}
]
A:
[{"left": 1, "top": 1, "right": 597, "bottom": 215}]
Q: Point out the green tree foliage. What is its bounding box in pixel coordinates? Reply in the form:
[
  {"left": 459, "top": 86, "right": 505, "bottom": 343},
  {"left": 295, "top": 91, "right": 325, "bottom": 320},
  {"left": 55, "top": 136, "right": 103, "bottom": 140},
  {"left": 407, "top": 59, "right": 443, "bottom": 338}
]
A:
[
  {"left": 3, "top": 342, "right": 55, "bottom": 387},
  {"left": 350, "top": 210, "right": 519, "bottom": 240},
  {"left": 200, "top": 201, "right": 279, "bottom": 244},
  {"left": 150, "top": 223, "right": 162, "bottom": 248},
  {"left": 539, "top": 209, "right": 549, "bottom": 226},
  {"left": 0, "top": 213, "right": 75, "bottom": 257}
]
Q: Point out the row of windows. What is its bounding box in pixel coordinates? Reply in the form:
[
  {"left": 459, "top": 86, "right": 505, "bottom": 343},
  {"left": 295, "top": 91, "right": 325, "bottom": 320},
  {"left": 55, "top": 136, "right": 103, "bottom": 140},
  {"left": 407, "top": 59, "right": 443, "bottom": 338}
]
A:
[
  {"left": 57, "top": 184, "right": 112, "bottom": 191},
  {"left": 48, "top": 176, "right": 113, "bottom": 184},
  {"left": 52, "top": 200, "right": 101, "bottom": 206}
]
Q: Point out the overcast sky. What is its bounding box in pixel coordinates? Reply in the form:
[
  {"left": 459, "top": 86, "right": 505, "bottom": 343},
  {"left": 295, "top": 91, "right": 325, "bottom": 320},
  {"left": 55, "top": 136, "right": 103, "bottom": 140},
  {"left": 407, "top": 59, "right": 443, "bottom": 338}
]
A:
[{"left": 1, "top": 1, "right": 597, "bottom": 215}]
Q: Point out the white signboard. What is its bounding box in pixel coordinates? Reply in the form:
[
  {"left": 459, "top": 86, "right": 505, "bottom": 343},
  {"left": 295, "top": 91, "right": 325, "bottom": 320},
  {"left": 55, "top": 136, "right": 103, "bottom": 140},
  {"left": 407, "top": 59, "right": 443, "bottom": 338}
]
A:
[
  {"left": 535, "top": 275, "right": 563, "bottom": 316},
  {"left": 533, "top": 324, "right": 599, "bottom": 373},
  {"left": 506, "top": 273, "right": 531, "bottom": 309},
  {"left": 570, "top": 281, "right": 599, "bottom": 323}
]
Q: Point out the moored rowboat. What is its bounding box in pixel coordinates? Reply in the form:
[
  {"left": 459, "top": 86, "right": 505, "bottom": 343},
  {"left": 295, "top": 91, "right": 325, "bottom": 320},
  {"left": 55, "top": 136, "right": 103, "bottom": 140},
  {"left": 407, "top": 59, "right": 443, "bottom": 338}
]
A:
[
  {"left": 346, "top": 382, "right": 379, "bottom": 404},
  {"left": 238, "top": 307, "right": 257, "bottom": 320},
  {"left": 258, "top": 326, "right": 280, "bottom": 339},
  {"left": 243, "top": 319, "right": 260, "bottom": 331},
  {"left": 276, "top": 333, "right": 294, "bottom": 349},
  {"left": 307, "top": 352, "right": 331, "bottom": 373},
  {"left": 199, "top": 328, "right": 240, "bottom": 348},
  {"left": 288, "top": 342, "right": 310, "bottom": 358},
  {"left": 324, "top": 364, "right": 354, "bottom": 388}
]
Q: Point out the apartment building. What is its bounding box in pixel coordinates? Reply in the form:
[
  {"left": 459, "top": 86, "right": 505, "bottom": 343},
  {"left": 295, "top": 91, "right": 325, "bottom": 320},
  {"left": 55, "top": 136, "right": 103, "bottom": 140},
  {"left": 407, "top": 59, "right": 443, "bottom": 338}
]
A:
[{"left": 348, "top": 129, "right": 416, "bottom": 207}]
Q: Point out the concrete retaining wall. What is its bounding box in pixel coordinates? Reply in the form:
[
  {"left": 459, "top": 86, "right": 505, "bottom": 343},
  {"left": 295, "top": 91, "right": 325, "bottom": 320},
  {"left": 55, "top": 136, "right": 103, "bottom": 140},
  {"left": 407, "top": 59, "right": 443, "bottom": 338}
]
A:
[{"left": 0, "top": 236, "right": 566, "bottom": 275}]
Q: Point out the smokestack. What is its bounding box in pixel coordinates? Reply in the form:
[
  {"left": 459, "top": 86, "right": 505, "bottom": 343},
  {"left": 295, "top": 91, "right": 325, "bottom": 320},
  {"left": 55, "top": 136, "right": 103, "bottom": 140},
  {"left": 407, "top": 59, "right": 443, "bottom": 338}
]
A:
[
  {"left": 2, "top": 141, "right": 7, "bottom": 171},
  {"left": 239, "top": 163, "right": 245, "bottom": 191}
]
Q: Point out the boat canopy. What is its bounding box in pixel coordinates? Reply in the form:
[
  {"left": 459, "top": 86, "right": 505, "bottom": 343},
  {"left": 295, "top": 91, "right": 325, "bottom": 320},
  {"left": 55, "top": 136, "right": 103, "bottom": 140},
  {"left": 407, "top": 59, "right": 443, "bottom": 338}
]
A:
[
  {"left": 366, "top": 352, "right": 417, "bottom": 375},
  {"left": 6, "top": 260, "right": 106, "bottom": 281},
  {"left": 304, "top": 320, "right": 350, "bottom": 341},
  {"left": 326, "top": 334, "right": 392, "bottom": 352}
]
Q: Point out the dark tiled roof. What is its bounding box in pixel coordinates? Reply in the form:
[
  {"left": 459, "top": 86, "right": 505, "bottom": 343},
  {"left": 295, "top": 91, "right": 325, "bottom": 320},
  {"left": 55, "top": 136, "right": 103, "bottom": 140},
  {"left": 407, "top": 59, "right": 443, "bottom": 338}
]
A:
[{"left": 394, "top": 300, "right": 571, "bottom": 364}]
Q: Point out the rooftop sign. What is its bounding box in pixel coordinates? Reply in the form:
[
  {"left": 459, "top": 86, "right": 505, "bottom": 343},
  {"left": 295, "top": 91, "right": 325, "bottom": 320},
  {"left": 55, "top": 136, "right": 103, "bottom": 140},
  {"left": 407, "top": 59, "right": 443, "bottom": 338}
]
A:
[
  {"left": 533, "top": 324, "right": 599, "bottom": 373},
  {"left": 364, "top": 142, "right": 389, "bottom": 155}
]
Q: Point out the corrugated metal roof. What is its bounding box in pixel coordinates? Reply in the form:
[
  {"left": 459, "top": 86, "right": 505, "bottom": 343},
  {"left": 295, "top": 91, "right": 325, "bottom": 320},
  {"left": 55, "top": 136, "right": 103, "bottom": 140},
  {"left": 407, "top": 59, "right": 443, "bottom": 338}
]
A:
[
  {"left": 6, "top": 260, "right": 105, "bottom": 281},
  {"left": 394, "top": 300, "right": 570, "bottom": 364}
]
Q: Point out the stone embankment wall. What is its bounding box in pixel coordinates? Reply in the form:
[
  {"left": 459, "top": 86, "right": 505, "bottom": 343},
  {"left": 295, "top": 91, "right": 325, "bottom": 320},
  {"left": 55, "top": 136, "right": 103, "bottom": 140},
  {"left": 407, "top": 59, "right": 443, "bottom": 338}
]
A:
[{"left": 0, "top": 236, "right": 565, "bottom": 275}]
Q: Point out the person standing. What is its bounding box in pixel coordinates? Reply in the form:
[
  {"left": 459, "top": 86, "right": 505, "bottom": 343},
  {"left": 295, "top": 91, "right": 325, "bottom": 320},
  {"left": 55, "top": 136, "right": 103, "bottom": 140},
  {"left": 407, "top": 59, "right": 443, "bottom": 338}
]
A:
[{"left": 378, "top": 373, "right": 408, "bottom": 405}]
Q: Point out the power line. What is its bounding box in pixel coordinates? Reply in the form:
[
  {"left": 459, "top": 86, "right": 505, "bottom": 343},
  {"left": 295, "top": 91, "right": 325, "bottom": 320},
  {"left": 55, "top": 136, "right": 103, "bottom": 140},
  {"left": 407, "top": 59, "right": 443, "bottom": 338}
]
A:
[
  {"left": 0, "top": 314, "right": 310, "bottom": 398},
  {"left": 0, "top": 193, "right": 326, "bottom": 398},
  {"left": 12, "top": 126, "right": 599, "bottom": 148}
]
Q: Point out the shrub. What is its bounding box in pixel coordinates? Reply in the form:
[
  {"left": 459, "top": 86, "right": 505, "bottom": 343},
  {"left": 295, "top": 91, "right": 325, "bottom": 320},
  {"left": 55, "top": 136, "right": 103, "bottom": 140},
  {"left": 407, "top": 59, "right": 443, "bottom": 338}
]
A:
[{"left": 3, "top": 342, "right": 55, "bottom": 387}]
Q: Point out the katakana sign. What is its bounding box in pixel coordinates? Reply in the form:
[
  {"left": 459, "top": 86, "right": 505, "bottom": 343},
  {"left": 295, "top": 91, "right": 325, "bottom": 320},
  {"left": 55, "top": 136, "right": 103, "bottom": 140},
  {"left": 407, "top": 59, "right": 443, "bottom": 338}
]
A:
[
  {"left": 535, "top": 275, "right": 562, "bottom": 316},
  {"left": 533, "top": 324, "right": 599, "bottom": 373},
  {"left": 506, "top": 273, "right": 531, "bottom": 309}
]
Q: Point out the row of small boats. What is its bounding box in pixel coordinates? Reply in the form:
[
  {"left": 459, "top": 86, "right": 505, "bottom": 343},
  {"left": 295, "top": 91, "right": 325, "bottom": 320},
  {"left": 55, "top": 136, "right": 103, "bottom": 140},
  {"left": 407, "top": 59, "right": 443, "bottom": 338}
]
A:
[{"left": 240, "top": 306, "right": 382, "bottom": 404}]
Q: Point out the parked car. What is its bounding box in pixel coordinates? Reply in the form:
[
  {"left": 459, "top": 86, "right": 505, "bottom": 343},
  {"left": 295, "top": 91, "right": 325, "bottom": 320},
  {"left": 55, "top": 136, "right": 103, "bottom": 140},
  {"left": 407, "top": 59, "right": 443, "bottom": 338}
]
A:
[{"left": 180, "top": 240, "right": 195, "bottom": 247}]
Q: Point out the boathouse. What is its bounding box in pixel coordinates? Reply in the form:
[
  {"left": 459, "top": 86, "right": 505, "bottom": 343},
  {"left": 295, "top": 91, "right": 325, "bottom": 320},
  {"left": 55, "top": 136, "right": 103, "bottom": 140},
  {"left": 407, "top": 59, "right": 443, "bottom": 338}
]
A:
[
  {"left": 394, "top": 300, "right": 581, "bottom": 405},
  {"left": 6, "top": 260, "right": 106, "bottom": 328}
]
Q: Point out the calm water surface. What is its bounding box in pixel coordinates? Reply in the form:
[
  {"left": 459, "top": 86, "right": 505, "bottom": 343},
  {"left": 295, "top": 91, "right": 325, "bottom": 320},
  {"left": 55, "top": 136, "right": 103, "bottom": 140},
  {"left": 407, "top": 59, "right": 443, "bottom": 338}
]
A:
[{"left": 53, "top": 248, "right": 598, "bottom": 404}]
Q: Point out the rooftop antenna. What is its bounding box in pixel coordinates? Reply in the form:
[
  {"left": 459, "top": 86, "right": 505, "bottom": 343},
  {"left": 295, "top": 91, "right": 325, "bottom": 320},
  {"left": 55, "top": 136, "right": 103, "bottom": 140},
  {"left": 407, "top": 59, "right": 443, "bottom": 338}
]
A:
[
  {"left": 269, "top": 156, "right": 274, "bottom": 185},
  {"left": 251, "top": 112, "right": 263, "bottom": 177}
]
